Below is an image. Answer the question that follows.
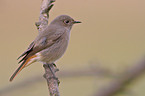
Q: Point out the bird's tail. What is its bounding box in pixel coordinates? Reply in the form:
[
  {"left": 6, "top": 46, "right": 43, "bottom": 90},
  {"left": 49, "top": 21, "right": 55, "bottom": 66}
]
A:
[
  {"left": 9, "top": 61, "right": 27, "bottom": 82},
  {"left": 9, "top": 55, "right": 37, "bottom": 82}
]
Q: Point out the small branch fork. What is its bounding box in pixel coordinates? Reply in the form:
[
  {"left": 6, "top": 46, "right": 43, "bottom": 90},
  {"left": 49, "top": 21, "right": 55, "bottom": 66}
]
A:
[{"left": 35, "top": 0, "right": 60, "bottom": 96}]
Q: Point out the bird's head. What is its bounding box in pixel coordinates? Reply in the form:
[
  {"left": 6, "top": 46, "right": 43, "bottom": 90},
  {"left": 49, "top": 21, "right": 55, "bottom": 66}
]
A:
[{"left": 50, "top": 15, "right": 81, "bottom": 30}]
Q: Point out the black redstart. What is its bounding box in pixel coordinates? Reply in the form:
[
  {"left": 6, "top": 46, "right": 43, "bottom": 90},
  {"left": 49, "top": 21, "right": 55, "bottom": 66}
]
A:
[{"left": 10, "top": 15, "right": 81, "bottom": 81}]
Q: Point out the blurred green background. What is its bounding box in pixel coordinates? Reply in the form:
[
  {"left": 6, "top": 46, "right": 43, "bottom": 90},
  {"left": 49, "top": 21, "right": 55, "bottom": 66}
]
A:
[{"left": 1, "top": 0, "right": 145, "bottom": 96}]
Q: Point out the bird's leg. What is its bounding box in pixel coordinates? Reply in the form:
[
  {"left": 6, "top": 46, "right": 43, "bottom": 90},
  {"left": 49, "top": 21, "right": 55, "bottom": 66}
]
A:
[{"left": 47, "top": 63, "right": 57, "bottom": 79}]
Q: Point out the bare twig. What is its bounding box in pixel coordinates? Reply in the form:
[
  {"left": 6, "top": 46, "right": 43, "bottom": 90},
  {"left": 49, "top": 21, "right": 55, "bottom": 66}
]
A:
[
  {"left": 35, "top": 0, "right": 55, "bottom": 32},
  {"left": 94, "top": 58, "right": 145, "bottom": 96},
  {"left": 36, "top": 0, "right": 60, "bottom": 96}
]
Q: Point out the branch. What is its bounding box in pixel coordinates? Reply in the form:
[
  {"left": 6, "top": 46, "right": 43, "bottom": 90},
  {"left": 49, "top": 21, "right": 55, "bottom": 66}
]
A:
[
  {"left": 35, "top": 0, "right": 55, "bottom": 32},
  {"left": 43, "top": 64, "right": 60, "bottom": 96},
  {"left": 35, "top": 0, "right": 60, "bottom": 96},
  {"left": 94, "top": 58, "right": 145, "bottom": 96}
]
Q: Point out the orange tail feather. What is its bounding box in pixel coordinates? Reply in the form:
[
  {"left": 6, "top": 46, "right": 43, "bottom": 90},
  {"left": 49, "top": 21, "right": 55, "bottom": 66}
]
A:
[
  {"left": 9, "top": 55, "right": 37, "bottom": 82},
  {"left": 9, "top": 61, "right": 27, "bottom": 82}
]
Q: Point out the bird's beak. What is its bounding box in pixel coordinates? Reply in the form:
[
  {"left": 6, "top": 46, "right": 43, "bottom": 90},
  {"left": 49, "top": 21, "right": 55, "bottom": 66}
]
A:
[{"left": 73, "top": 21, "right": 82, "bottom": 24}]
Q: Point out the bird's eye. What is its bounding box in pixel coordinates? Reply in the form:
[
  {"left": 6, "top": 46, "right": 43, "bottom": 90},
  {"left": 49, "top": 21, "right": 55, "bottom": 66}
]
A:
[{"left": 64, "top": 20, "right": 70, "bottom": 24}]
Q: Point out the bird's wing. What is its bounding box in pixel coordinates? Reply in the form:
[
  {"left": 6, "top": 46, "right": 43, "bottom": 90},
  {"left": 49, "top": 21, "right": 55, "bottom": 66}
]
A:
[
  {"left": 17, "top": 41, "right": 35, "bottom": 60},
  {"left": 18, "top": 29, "right": 64, "bottom": 64}
]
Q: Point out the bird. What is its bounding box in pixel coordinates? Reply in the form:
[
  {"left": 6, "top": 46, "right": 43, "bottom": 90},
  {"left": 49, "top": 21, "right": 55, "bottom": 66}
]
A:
[{"left": 9, "top": 15, "right": 81, "bottom": 82}]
